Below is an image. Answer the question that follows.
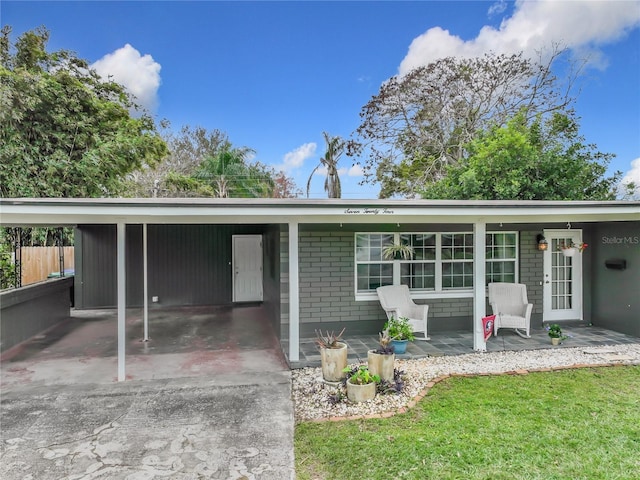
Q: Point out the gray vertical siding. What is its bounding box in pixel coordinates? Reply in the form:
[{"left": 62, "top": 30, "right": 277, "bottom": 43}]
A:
[
  {"left": 76, "top": 225, "right": 117, "bottom": 308},
  {"left": 76, "top": 224, "right": 271, "bottom": 308},
  {"left": 261, "top": 224, "right": 282, "bottom": 338},
  {"left": 591, "top": 221, "right": 640, "bottom": 336},
  {"left": 148, "top": 224, "right": 231, "bottom": 305}
]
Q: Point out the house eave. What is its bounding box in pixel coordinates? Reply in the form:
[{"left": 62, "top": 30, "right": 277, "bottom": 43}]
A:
[{"left": 1, "top": 197, "right": 639, "bottom": 226}]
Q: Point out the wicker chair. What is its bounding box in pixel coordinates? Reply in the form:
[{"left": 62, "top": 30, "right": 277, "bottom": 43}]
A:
[
  {"left": 376, "top": 285, "right": 429, "bottom": 340},
  {"left": 488, "top": 282, "right": 532, "bottom": 338}
]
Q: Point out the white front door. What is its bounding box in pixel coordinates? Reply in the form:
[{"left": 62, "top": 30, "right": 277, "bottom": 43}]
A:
[
  {"left": 543, "top": 229, "right": 583, "bottom": 321},
  {"left": 232, "top": 235, "right": 263, "bottom": 302}
]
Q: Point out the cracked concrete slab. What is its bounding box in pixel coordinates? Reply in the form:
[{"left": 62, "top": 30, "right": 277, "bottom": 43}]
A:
[{"left": 1, "top": 372, "right": 295, "bottom": 480}]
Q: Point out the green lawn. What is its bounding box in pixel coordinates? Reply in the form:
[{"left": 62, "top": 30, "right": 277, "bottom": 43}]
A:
[{"left": 295, "top": 366, "right": 640, "bottom": 480}]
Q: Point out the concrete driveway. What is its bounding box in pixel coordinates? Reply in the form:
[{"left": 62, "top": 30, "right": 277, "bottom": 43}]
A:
[
  {"left": 1, "top": 371, "right": 294, "bottom": 479},
  {"left": 1, "top": 307, "right": 295, "bottom": 479}
]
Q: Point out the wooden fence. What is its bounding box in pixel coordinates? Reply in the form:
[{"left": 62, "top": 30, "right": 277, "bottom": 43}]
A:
[{"left": 20, "top": 247, "right": 75, "bottom": 285}]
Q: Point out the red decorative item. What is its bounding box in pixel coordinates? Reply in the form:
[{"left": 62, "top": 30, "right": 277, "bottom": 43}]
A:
[{"left": 482, "top": 315, "right": 496, "bottom": 341}]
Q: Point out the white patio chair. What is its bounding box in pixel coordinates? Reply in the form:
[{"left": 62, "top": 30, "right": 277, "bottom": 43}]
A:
[
  {"left": 488, "top": 282, "right": 532, "bottom": 338},
  {"left": 376, "top": 285, "right": 429, "bottom": 340}
]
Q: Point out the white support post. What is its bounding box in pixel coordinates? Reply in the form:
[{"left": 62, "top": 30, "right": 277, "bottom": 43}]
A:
[
  {"left": 143, "top": 223, "right": 149, "bottom": 342},
  {"left": 288, "top": 221, "right": 300, "bottom": 362},
  {"left": 117, "top": 222, "right": 127, "bottom": 381},
  {"left": 473, "top": 222, "right": 487, "bottom": 352}
]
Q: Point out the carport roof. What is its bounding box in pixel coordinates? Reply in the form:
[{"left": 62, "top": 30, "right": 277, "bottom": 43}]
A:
[{"left": 1, "top": 197, "right": 639, "bottom": 225}]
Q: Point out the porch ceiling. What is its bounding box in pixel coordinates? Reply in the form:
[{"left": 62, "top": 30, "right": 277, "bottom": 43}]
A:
[{"left": 2, "top": 198, "right": 639, "bottom": 226}]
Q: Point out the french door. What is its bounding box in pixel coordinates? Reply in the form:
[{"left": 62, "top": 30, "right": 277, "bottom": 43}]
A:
[{"left": 542, "top": 229, "right": 583, "bottom": 321}]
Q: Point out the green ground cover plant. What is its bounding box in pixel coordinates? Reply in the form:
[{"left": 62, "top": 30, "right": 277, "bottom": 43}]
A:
[{"left": 295, "top": 366, "right": 640, "bottom": 480}]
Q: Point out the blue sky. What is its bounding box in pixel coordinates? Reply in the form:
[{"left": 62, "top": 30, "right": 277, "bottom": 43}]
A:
[{"left": 3, "top": 0, "right": 640, "bottom": 198}]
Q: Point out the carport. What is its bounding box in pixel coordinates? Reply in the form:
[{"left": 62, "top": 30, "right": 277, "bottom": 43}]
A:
[{"left": 1, "top": 198, "right": 296, "bottom": 381}]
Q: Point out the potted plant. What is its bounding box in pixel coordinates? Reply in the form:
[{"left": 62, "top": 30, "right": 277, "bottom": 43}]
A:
[
  {"left": 343, "top": 365, "right": 380, "bottom": 402},
  {"left": 546, "top": 323, "right": 568, "bottom": 345},
  {"left": 559, "top": 241, "right": 588, "bottom": 257},
  {"left": 382, "top": 242, "right": 414, "bottom": 260},
  {"left": 315, "top": 327, "right": 347, "bottom": 383},
  {"left": 384, "top": 317, "right": 415, "bottom": 354},
  {"left": 367, "top": 330, "right": 395, "bottom": 382}
]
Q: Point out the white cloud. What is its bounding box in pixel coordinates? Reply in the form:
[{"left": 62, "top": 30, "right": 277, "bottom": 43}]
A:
[
  {"left": 399, "top": 0, "right": 640, "bottom": 75},
  {"left": 278, "top": 142, "right": 317, "bottom": 172},
  {"left": 348, "top": 164, "right": 364, "bottom": 177},
  {"left": 91, "top": 44, "right": 161, "bottom": 111},
  {"left": 488, "top": 0, "right": 508, "bottom": 17},
  {"left": 620, "top": 157, "right": 640, "bottom": 199}
]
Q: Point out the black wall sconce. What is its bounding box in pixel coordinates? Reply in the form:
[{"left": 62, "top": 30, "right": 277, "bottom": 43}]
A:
[{"left": 536, "top": 234, "right": 548, "bottom": 251}]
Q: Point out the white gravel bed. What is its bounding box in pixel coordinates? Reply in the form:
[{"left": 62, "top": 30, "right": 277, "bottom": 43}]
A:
[{"left": 292, "top": 344, "right": 640, "bottom": 422}]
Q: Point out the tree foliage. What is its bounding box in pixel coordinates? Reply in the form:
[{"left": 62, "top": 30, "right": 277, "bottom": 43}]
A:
[
  {"left": 421, "top": 111, "right": 620, "bottom": 200},
  {"left": 128, "top": 124, "right": 301, "bottom": 198},
  {"left": 193, "top": 146, "right": 277, "bottom": 198},
  {"left": 272, "top": 171, "right": 302, "bottom": 198},
  {"left": 0, "top": 238, "right": 16, "bottom": 290},
  {"left": 354, "top": 50, "right": 578, "bottom": 198},
  {"left": 127, "top": 125, "right": 231, "bottom": 197},
  {"left": 0, "top": 26, "right": 167, "bottom": 198},
  {"left": 307, "top": 132, "right": 346, "bottom": 198}
]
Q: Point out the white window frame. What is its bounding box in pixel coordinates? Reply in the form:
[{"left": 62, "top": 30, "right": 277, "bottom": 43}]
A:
[
  {"left": 354, "top": 231, "right": 519, "bottom": 301},
  {"left": 485, "top": 231, "right": 519, "bottom": 285}
]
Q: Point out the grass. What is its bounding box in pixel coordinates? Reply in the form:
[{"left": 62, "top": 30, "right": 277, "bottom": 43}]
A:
[{"left": 295, "top": 366, "right": 640, "bottom": 480}]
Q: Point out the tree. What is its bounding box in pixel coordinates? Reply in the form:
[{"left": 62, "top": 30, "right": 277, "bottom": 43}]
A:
[
  {"left": 193, "top": 147, "right": 277, "bottom": 198},
  {"left": 127, "top": 124, "right": 301, "bottom": 198},
  {"left": 0, "top": 238, "right": 16, "bottom": 290},
  {"left": 620, "top": 182, "right": 639, "bottom": 200},
  {"left": 306, "top": 132, "right": 346, "bottom": 198},
  {"left": 272, "top": 171, "right": 302, "bottom": 198},
  {"left": 127, "top": 124, "right": 231, "bottom": 197},
  {"left": 0, "top": 26, "right": 167, "bottom": 198},
  {"left": 421, "top": 111, "right": 620, "bottom": 200},
  {"left": 354, "top": 50, "right": 578, "bottom": 198}
]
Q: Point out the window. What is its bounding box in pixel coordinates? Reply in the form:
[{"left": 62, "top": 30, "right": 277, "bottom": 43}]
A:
[
  {"left": 400, "top": 233, "right": 436, "bottom": 290},
  {"left": 486, "top": 233, "right": 518, "bottom": 284},
  {"left": 441, "top": 233, "right": 474, "bottom": 289},
  {"left": 355, "top": 232, "right": 518, "bottom": 297},
  {"left": 355, "top": 233, "right": 393, "bottom": 291}
]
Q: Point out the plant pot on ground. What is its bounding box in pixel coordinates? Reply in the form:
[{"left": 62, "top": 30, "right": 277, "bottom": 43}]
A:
[
  {"left": 344, "top": 365, "right": 380, "bottom": 403},
  {"left": 367, "top": 330, "right": 395, "bottom": 382},
  {"left": 384, "top": 317, "right": 415, "bottom": 355},
  {"left": 546, "top": 323, "right": 568, "bottom": 345},
  {"left": 315, "top": 328, "right": 347, "bottom": 382}
]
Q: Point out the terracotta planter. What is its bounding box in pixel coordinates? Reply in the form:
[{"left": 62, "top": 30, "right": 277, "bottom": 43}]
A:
[
  {"left": 346, "top": 379, "right": 376, "bottom": 403},
  {"left": 367, "top": 350, "right": 395, "bottom": 382},
  {"left": 320, "top": 342, "right": 348, "bottom": 382},
  {"left": 551, "top": 337, "right": 560, "bottom": 346},
  {"left": 391, "top": 339, "right": 409, "bottom": 354}
]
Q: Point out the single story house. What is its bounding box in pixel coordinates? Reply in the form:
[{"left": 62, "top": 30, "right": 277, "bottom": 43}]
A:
[{"left": 1, "top": 198, "right": 638, "bottom": 380}]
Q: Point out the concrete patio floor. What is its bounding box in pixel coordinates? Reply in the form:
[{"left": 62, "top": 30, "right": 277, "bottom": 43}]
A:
[
  {"left": 3, "top": 305, "right": 637, "bottom": 379},
  {"left": 1, "top": 305, "right": 289, "bottom": 387},
  {"left": 288, "top": 322, "right": 640, "bottom": 368}
]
